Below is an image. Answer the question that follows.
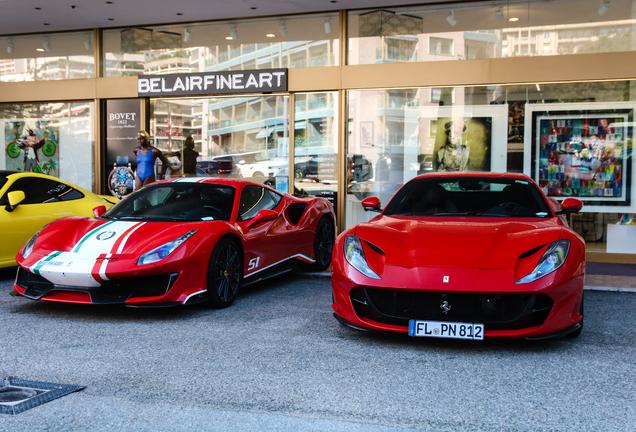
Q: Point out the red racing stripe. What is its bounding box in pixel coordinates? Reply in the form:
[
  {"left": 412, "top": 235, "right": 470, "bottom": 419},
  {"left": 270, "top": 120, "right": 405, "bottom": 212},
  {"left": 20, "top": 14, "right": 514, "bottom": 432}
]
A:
[{"left": 91, "top": 254, "right": 107, "bottom": 284}]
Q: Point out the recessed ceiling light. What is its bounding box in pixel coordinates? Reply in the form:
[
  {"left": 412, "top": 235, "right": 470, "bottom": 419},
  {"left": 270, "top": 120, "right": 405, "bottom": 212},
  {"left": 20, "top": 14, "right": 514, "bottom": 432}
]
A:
[
  {"left": 225, "top": 36, "right": 233, "bottom": 40},
  {"left": 35, "top": 7, "right": 41, "bottom": 10},
  {"left": 36, "top": 48, "right": 45, "bottom": 52},
  {"left": 266, "top": 33, "right": 275, "bottom": 37},
  {"left": 176, "top": 13, "right": 182, "bottom": 16},
  {"left": 106, "top": 1, "right": 113, "bottom": 3},
  {"left": 509, "top": 17, "right": 519, "bottom": 22},
  {"left": 43, "top": 23, "right": 50, "bottom": 25},
  {"left": 251, "top": 7, "right": 257, "bottom": 10},
  {"left": 108, "top": 18, "right": 114, "bottom": 21}
]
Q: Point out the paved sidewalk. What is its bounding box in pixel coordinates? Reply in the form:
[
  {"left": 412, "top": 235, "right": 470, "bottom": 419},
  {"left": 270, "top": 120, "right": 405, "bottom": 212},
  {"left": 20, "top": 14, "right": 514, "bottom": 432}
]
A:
[{"left": 584, "top": 274, "right": 636, "bottom": 292}]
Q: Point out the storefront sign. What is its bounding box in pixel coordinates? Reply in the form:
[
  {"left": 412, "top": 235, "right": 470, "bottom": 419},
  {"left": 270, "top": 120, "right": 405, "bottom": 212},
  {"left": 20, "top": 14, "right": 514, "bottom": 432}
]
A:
[{"left": 137, "top": 69, "right": 288, "bottom": 97}]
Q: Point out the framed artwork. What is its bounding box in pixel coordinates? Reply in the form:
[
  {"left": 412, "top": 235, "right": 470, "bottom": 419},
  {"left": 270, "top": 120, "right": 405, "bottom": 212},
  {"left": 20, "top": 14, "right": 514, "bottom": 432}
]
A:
[
  {"left": 360, "top": 121, "right": 373, "bottom": 147},
  {"left": 524, "top": 102, "right": 634, "bottom": 212},
  {"left": 432, "top": 117, "right": 492, "bottom": 172},
  {"left": 5, "top": 120, "right": 60, "bottom": 177},
  {"left": 419, "top": 104, "right": 508, "bottom": 172}
]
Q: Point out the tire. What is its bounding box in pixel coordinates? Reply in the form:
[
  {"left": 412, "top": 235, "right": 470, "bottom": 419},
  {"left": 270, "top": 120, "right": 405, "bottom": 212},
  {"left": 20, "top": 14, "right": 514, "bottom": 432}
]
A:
[
  {"left": 252, "top": 171, "right": 264, "bottom": 178},
  {"left": 301, "top": 217, "right": 335, "bottom": 272},
  {"left": 206, "top": 238, "right": 242, "bottom": 308},
  {"left": 567, "top": 292, "right": 584, "bottom": 338}
]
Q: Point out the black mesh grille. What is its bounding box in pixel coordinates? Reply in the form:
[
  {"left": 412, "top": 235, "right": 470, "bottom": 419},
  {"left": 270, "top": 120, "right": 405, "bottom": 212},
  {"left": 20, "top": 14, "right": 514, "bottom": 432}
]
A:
[
  {"left": 16, "top": 267, "right": 54, "bottom": 298},
  {"left": 101, "top": 275, "right": 176, "bottom": 298},
  {"left": 352, "top": 288, "right": 553, "bottom": 331}
]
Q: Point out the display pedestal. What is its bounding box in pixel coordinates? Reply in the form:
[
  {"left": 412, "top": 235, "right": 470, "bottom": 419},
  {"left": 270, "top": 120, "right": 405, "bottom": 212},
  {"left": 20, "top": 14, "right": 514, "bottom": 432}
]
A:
[{"left": 607, "top": 224, "right": 636, "bottom": 254}]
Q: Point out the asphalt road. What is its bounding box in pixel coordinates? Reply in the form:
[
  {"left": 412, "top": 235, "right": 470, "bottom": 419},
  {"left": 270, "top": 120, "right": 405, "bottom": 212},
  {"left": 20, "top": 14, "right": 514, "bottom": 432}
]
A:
[{"left": 0, "top": 267, "right": 634, "bottom": 432}]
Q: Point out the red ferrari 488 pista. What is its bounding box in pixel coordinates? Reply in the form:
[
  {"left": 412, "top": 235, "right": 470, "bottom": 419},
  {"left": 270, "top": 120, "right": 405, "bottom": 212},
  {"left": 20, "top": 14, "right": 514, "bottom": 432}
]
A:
[{"left": 13, "top": 178, "right": 335, "bottom": 308}]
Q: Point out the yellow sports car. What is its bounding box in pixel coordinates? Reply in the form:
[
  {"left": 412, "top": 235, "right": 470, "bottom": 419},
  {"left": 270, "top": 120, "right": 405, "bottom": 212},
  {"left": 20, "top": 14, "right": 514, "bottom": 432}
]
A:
[{"left": 0, "top": 171, "right": 117, "bottom": 268}]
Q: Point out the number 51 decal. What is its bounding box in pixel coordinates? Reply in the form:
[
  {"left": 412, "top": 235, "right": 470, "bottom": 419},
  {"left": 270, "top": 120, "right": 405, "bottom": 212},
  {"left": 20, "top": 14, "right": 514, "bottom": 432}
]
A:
[{"left": 248, "top": 257, "right": 260, "bottom": 271}]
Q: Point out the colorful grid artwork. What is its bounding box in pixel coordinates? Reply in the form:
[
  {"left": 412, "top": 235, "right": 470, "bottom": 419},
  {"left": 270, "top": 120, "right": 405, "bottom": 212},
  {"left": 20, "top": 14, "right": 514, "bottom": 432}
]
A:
[{"left": 537, "top": 117, "right": 626, "bottom": 198}]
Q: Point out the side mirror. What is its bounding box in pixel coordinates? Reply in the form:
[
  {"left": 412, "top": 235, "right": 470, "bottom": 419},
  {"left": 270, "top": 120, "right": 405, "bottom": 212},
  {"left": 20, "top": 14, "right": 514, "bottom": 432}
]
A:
[
  {"left": 558, "top": 198, "right": 583, "bottom": 214},
  {"left": 93, "top": 205, "right": 108, "bottom": 218},
  {"left": 5, "top": 190, "right": 25, "bottom": 212},
  {"left": 361, "top": 196, "right": 382, "bottom": 212},
  {"left": 246, "top": 209, "right": 278, "bottom": 229}
]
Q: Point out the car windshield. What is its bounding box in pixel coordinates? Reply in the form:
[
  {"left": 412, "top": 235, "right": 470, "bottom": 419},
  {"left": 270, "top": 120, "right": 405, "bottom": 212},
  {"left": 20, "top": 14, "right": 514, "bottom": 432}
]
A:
[
  {"left": 383, "top": 176, "right": 553, "bottom": 218},
  {"left": 105, "top": 182, "right": 235, "bottom": 222}
]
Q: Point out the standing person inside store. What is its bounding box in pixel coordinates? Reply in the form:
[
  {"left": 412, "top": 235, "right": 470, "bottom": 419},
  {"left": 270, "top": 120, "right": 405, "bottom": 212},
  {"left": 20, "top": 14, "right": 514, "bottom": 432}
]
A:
[
  {"left": 182, "top": 135, "right": 200, "bottom": 177},
  {"left": 133, "top": 130, "right": 170, "bottom": 190}
]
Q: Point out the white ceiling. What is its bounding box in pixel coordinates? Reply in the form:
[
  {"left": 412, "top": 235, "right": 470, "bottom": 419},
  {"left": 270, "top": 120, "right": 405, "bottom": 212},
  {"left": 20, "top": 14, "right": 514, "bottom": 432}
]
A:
[{"left": 0, "top": 0, "right": 443, "bottom": 36}]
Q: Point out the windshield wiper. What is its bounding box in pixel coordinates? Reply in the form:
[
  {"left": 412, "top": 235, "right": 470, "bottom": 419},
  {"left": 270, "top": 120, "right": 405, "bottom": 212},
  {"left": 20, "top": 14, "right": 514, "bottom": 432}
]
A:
[
  {"left": 432, "top": 212, "right": 485, "bottom": 216},
  {"left": 116, "top": 216, "right": 151, "bottom": 220}
]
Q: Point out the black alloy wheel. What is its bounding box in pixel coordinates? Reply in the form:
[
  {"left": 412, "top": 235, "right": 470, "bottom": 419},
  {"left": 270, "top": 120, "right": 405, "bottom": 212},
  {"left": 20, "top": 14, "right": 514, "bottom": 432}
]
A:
[
  {"left": 207, "top": 238, "right": 242, "bottom": 308},
  {"left": 302, "top": 217, "right": 334, "bottom": 271}
]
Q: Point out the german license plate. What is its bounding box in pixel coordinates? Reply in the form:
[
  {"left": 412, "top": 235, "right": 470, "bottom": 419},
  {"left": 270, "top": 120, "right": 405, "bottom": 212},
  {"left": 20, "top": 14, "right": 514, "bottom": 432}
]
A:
[{"left": 409, "top": 320, "right": 484, "bottom": 340}]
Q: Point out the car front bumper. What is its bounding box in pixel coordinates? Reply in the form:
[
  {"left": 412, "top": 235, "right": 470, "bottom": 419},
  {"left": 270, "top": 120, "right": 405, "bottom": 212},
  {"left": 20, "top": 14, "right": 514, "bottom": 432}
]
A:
[{"left": 331, "top": 257, "right": 584, "bottom": 339}]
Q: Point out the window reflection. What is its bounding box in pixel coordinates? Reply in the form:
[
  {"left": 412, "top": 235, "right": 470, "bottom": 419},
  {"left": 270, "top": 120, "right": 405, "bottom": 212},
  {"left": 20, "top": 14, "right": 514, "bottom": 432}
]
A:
[
  {"left": 150, "top": 96, "right": 290, "bottom": 192},
  {"left": 293, "top": 92, "right": 338, "bottom": 213},
  {"left": 104, "top": 13, "right": 339, "bottom": 77},
  {"left": 346, "top": 82, "right": 636, "bottom": 230},
  {"left": 0, "top": 32, "right": 95, "bottom": 82},
  {"left": 348, "top": 0, "right": 636, "bottom": 66}
]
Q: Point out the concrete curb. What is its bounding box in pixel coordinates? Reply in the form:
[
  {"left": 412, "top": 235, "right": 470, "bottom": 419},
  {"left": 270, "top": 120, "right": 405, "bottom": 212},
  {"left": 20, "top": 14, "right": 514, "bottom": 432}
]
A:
[{"left": 584, "top": 285, "right": 636, "bottom": 293}]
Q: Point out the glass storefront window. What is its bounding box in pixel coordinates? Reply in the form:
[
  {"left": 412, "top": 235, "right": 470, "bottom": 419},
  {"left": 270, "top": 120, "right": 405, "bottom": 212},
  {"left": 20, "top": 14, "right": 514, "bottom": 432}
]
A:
[
  {"left": 348, "top": 0, "right": 636, "bottom": 65},
  {"left": 346, "top": 82, "right": 636, "bottom": 241},
  {"left": 104, "top": 13, "right": 339, "bottom": 77},
  {"left": 0, "top": 32, "right": 95, "bottom": 82},
  {"left": 293, "top": 92, "right": 338, "bottom": 213},
  {"left": 150, "top": 95, "right": 290, "bottom": 192},
  {"left": 1, "top": 101, "right": 96, "bottom": 191}
]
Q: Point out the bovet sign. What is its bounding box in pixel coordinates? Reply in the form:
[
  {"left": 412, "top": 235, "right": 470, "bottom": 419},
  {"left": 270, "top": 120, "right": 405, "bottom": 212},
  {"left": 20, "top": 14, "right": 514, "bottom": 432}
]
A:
[{"left": 137, "top": 69, "right": 287, "bottom": 97}]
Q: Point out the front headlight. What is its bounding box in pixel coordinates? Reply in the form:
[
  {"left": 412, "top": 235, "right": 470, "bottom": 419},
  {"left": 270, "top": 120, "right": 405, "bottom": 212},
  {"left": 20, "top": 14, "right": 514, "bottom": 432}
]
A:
[
  {"left": 137, "top": 230, "right": 198, "bottom": 266},
  {"left": 344, "top": 235, "right": 381, "bottom": 279},
  {"left": 22, "top": 226, "right": 46, "bottom": 259},
  {"left": 516, "top": 240, "right": 570, "bottom": 284}
]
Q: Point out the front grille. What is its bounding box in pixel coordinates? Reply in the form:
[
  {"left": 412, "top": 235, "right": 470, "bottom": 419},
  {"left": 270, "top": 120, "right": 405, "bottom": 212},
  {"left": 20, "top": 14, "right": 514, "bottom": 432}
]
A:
[
  {"left": 16, "top": 267, "right": 179, "bottom": 304},
  {"left": 101, "top": 274, "right": 178, "bottom": 299},
  {"left": 16, "top": 267, "right": 54, "bottom": 298},
  {"left": 352, "top": 288, "right": 553, "bottom": 331},
  {"left": 16, "top": 267, "right": 53, "bottom": 288}
]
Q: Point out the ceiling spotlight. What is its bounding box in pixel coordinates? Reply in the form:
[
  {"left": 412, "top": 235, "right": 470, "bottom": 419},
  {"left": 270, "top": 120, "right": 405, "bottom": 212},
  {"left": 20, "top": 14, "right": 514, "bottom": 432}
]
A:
[
  {"left": 495, "top": 7, "right": 504, "bottom": 23},
  {"left": 43, "top": 38, "right": 51, "bottom": 52},
  {"left": 324, "top": 18, "right": 332, "bottom": 34},
  {"left": 445, "top": 11, "right": 457, "bottom": 27},
  {"left": 598, "top": 0, "right": 610, "bottom": 15},
  {"left": 279, "top": 21, "right": 287, "bottom": 37},
  {"left": 7, "top": 40, "right": 14, "bottom": 54},
  {"left": 266, "top": 33, "right": 275, "bottom": 38},
  {"left": 84, "top": 35, "right": 92, "bottom": 50},
  {"left": 183, "top": 29, "right": 191, "bottom": 42},
  {"left": 229, "top": 25, "right": 238, "bottom": 40},
  {"left": 509, "top": 17, "right": 519, "bottom": 22}
]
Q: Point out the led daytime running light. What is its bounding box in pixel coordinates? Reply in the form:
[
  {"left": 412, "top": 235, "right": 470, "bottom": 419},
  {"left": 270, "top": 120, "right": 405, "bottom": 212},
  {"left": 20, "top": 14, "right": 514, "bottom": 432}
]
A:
[
  {"left": 137, "top": 230, "right": 198, "bottom": 266},
  {"left": 22, "top": 226, "right": 46, "bottom": 259},
  {"left": 344, "top": 235, "right": 381, "bottom": 279},
  {"left": 516, "top": 240, "right": 570, "bottom": 284}
]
